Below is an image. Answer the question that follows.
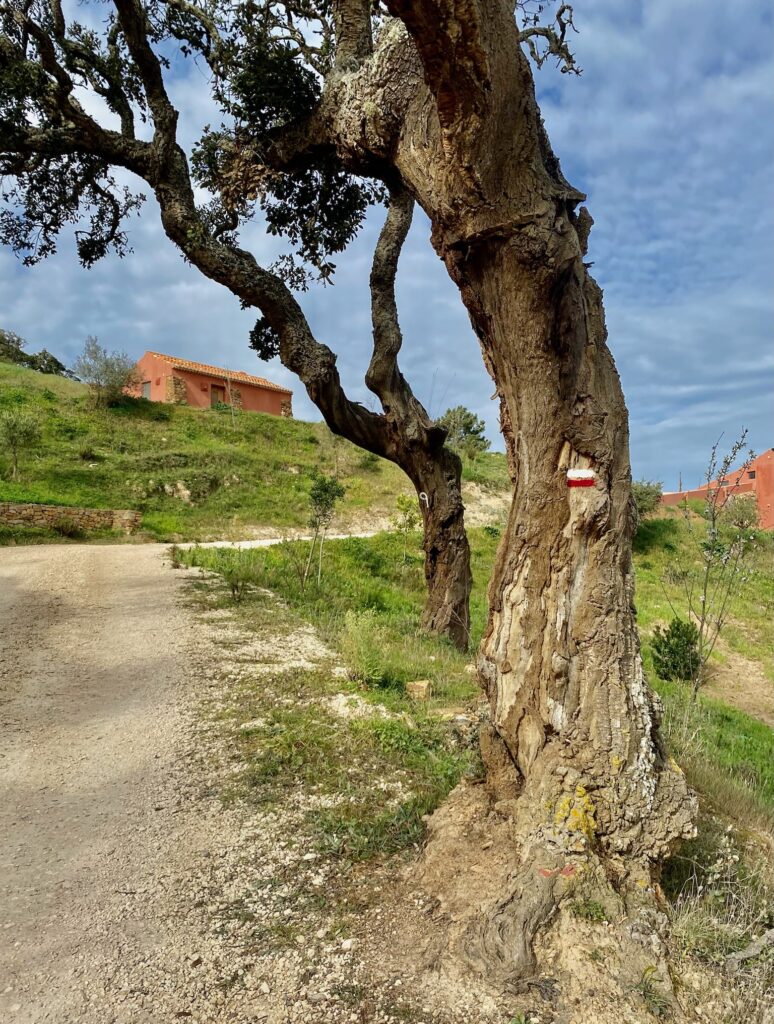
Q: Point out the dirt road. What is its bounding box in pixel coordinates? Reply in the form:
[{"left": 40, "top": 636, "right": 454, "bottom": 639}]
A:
[{"left": 0, "top": 543, "right": 209, "bottom": 1023}]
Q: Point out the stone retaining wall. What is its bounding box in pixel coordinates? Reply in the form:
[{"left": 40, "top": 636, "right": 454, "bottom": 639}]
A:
[{"left": 0, "top": 502, "right": 142, "bottom": 534}]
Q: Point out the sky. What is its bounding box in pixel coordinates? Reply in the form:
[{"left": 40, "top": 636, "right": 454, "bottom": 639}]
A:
[{"left": 1, "top": 0, "right": 772, "bottom": 490}]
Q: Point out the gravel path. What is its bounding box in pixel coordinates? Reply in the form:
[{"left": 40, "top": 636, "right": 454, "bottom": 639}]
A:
[{"left": 0, "top": 543, "right": 213, "bottom": 1023}]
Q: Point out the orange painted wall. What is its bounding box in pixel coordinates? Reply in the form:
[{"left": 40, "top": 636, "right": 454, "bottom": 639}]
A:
[
  {"left": 172, "top": 369, "right": 286, "bottom": 414},
  {"left": 661, "top": 449, "right": 774, "bottom": 530},
  {"left": 132, "top": 353, "right": 288, "bottom": 416}
]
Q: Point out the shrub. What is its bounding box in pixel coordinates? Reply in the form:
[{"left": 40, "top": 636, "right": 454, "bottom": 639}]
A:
[
  {"left": 390, "top": 494, "right": 421, "bottom": 565},
  {"left": 73, "top": 335, "right": 140, "bottom": 407},
  {"left": 0, "top": 407, "right": 41, "bottom": 480},
  {"left": 304, "top": 472, "right": 346, "bottom": 586},
  {"left": 437, "top": 405, "right": 491, "bottom": 459},
  {"left": 651, "top": 618, "right": 700, "bottom": 683},
  {"left": 357, "top": 450, "right": 381, "bottom": 472},
  {"left": 721, "top": 493, "right": 759, "bottom": 530},
  {"left": 483, "top": 524, "right": 501, "bottom": 539},
  {"left": 52, "top": 516, "right": 86, "bottom": 539},
  {"left": 340, "top": 609, "right": 390, "bottom": 687},
  {"left": 632, "top": 479, "right": 663, "bottom": 520}
]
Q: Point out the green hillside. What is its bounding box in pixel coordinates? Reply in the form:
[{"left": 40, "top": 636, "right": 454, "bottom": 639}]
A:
[{"left": 0, "top": 361, "right": 510, "bottom": 542}]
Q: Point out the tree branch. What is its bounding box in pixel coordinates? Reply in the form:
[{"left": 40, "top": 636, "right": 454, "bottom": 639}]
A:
[
  {"left": 365, "top": 186, "right": 446, "bottom": 449},
  {"left": 518, "top": 3, "right": 580, "bottom": 75},
  {"left": 366, "top": 186, "right": 413, "bottom": 405},
  {"left": 112, "top": 0, "right": 178, "bottom": 147},
  {"left": 332, "top": 0, "right": 372, "bottom": 69}
]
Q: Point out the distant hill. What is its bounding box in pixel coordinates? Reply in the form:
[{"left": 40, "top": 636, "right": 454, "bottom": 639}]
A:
[{"left": 0, "top": 361, "right": 511, "bottom": 542}]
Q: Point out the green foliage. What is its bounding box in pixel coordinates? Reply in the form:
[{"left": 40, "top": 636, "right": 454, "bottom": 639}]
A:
[
  {"left": 357, "top": 450, "right": 381, "bottom": 472},
  {"left": 459, "top": 450, "right": 510, "bottom": 489},
  {"left": 437, "top": 405, "right": 491, "bottom": 459},
  {"left": 0, "top": 361, "right": 447, "bottom": 542},
  {"left": 631, "top": 966, "right": 670, "bottom": 1018},
  {"left": 632, "top": 479, "right": 663, "bottom": 520},
  {"left": 309, "top": 473, "right": 346, "bottom": 531},
  {"left": 652, "top": 618, "right": 701, "bottom": 682},
  {"left": 0, "top": 328, "right": 72, "bottom": 377},
  {"left": 52, "top": 515, "right": 86, "bottom": 539},
  {"left": 721, "top": 493, "right": 759, "bottom": 529},
  {"left": 229, "top": 34, "right": 321, "bottom": 135},
  {"left": 341, "top": 609, "right": 394, "bottom": 688},
  {"left": 73, "top": 336, "right": 140, "bottom": 407},
  {"left": 0, "top": 406, "right": 41, "bottom": 479},
  {"left": 570, "top": 897, "right": 607, "bottom": 923},
  {"left": 663, "top": 433, "right": 761, "bottom": 697},
  {"left": 390, "top": 493, "right": 421, "bottom": 566}
]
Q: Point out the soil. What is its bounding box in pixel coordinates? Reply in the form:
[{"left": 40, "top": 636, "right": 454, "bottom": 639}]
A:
[
  {"left": 0, "top": 542, "right": 766, "bottom": 1024},
  {"left": 703, "top": 645, "right": 773, "bottom": 728},
  {"left": 0, "top": 542, "right": 492, "bottom": 1024}
]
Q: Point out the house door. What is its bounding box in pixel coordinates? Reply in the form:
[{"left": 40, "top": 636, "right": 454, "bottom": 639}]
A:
[
  {"left": 142, "top": 380, "right": 151, "bottom": 399},
  {"left": 211, "top": 384, "right": 226, "bottom": 407}
]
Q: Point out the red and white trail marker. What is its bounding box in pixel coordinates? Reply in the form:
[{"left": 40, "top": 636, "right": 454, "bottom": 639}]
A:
[{"left": 566, "top": 469, "right": 596, "bottom": 488}]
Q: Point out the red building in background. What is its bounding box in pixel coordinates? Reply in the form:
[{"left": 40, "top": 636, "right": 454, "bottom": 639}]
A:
[
  {"left": 131, "top": 351, "right": 293, "bottom": 416},
  {"left": 661, "top": 448, "right": 774, "bottom": 530}
]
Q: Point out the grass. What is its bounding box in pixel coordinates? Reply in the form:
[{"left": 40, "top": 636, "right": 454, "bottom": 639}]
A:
[
  {"left": 0, "top": 361, "right": 509, "bottom": 543},
  {"left": 180, "top": 511, "right": 772, "bottom": 1013},
  {"left": 179, "top": 514, "right": 772, "bottom": 829},
  {"left": 181, "top": 528, "right": 500, "bottom": 707},
  {"left": 634, "top": 509, "right": 774, "bottom": 680}
]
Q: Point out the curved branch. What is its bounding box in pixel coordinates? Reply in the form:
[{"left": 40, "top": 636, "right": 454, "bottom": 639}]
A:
[
  {"left": 366, "top": 186, "right": 413, "bottom": 405},
  {"left": 365, "top": 187, "right": 446, "bottom": 450},
  {"left": 113, "top": 0, "right": 178, "bottom": 146},
  {"left": 518, "top": 2, "right": 580, "bottom": 76}
]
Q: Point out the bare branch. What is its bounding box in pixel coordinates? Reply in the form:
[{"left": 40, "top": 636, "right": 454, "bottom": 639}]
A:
[
  {"left": 518, "top": 3, "right": 580, "bottom": 75},
  {"left": 112, "top": 0, "right": 178, "bottom": 146},
  {"left": 366, "top": 186, "right": 413, "bottom": 404}
]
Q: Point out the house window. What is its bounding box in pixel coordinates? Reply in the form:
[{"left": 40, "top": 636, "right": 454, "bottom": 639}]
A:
[
  {"left": 142, "top": 380, "right": 151, "bottom": 399},
  {"left": 748, "top": 470, "right": 756, "bottom": 480},
  {"left": 211, "top": 384, "right": 227, "bottom": 407}
]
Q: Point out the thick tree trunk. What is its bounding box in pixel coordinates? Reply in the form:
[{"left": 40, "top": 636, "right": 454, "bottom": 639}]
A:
[{"left": 424, "top": 225, "right": 697, "bottom": 986}]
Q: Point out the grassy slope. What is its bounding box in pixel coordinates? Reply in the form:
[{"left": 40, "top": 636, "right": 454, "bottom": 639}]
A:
[
  {"left": 0, "top": 361, "right": 509, "bottom": 541},
  {"left": 179, "top": 517, "right": 773, "bottom": 818}
]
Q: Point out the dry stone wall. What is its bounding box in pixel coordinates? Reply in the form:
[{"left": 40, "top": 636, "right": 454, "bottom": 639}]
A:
[{"left": 0, "top": 502, "right": 141, "bottom": 533}]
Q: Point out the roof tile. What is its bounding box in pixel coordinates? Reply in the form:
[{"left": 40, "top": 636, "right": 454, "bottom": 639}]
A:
[{"left": 146, "top": 351, "right": 292, "bottom": 394}]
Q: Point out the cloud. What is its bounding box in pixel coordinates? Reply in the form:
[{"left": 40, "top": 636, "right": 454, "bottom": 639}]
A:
[{"left": 2, "top": 0, "right": 771, "bottom": 489}]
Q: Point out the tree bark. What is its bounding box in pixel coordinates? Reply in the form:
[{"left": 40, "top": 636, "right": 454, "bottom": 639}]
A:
[
  {"left": 366, "top": 186, "right": 472, "bottom": 649},
  {"left": 387, "top": 436, "right": 471, "bottom": 650},
  {"left": 330, "top": 6, "right": 698, "bottom": 987}
]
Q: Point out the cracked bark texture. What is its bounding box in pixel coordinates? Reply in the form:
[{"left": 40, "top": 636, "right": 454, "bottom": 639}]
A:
[{"left": 318, "top": 2, "right": 696, "bottom": 986}]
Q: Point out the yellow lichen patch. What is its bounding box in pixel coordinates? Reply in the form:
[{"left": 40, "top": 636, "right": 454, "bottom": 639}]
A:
[
  {"left": 554, "top": 785, "right": 597, "bottom": 842},
  {"left": 610, "top": 753, "right": 623, "bottom": 772},
  {"left": 668, "top": 756, "right": 683, "bottom": 775}
]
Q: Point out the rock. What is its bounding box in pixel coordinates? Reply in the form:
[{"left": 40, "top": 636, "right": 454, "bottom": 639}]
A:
[
  {"left": 340, "top": 939, "right": 354, "bottom": 952},
  {"left": 259, "top": 981, "right": 270, "bottom": 995},
  {"left": 405, "top": 680, "right": 432, "bottom": 700}
]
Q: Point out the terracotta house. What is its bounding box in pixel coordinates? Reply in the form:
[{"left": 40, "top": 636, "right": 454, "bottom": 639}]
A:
[
  {"left": 132, "top": 351, "right": 292, "bottom": 416},
  {"left": 661, "top": 448, "right": 774, "bottom": 530}
]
